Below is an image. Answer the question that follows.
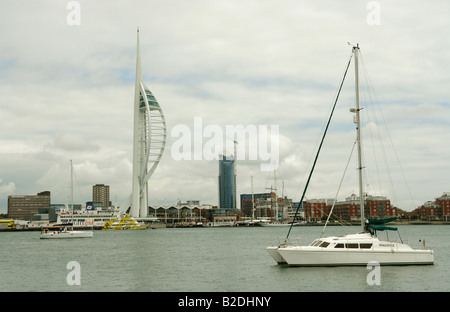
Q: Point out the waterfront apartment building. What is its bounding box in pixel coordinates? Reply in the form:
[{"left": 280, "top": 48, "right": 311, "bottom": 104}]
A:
[
  {"left": 417, "top": 201, "right": 440, "bottom": 219},
  {"left": 304, "top": 193, "right": 397, "bottom": 222},
  {"left": 241, "top": 192, "right": 296, "bottom": 221},
  {"left": 92, "top": 184, "right": 110, "bottom": 208},
  {"left": 7, "top": 191, "right": 51, "bottom": 220},
  {"left": 435, "top": 192, "right": 450, "bottom": 219},
  {"left": 415, "top": 192, "right": 450, "bottom": 220},
  {"left": 303, "top": 199, "right": 330, "bottom": 222},
  {"left": 218, "top": 154, "right": 236, "bottom": 209},
  {"left": 240, "top": 192, "right": 272, "bottom": 218}
]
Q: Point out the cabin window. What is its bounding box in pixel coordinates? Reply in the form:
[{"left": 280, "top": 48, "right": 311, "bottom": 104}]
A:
[
  {"left": 346, "top": 243, "right": 359, "bottom": 249},
  {"left": 360, "top": 243, "right": 373, "bottom": 249},
  {"left": 319, "top": 241, "right": 330, "bottom": 248},
  {"left": 335, "top": 243, "right": 344, "bottom": 248}
]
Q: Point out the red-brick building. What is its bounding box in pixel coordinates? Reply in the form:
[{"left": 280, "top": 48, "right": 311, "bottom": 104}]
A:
[
  {"left": 407, "top": 192, "right": 450, "bottom": 220},
  {"left": 417, "top": 201, "right": 439, "bottom": 219},
  {"left": 304, "top": 193, "right": 397, "bottom": 222},
  {"left": 435, "top": 192, "right": 450, "bottom": 219},
  {"left": 303, "top": 199, "right": 328, "bottom": 221}
]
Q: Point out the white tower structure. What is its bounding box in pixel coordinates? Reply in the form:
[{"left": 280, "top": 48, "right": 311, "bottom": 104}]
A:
[{"left": 130, "top": 29, "right": 167, "bottom": 218}]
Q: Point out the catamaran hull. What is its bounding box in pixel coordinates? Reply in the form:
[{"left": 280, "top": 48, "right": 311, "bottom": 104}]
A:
[
  {"left": 277, "top": 248, "right": 434, "bottom": 266},
  {"left": 266, "top": 246, "right": 287, "bottom": 264}
]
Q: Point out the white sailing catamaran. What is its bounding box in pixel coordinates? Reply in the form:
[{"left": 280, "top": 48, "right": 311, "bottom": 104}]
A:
[{"left": 267, "top": 44, "right": 434, "bottom": 266}]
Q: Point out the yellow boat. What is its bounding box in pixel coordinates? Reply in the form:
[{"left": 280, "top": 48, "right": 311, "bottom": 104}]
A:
[{"left": 102, "top": 213, "right": 148, "bottom": 230}]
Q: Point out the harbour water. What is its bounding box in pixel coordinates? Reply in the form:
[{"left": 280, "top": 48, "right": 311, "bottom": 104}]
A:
[{"left": 1, "top": 225, "right": 449, "bottom": 292}]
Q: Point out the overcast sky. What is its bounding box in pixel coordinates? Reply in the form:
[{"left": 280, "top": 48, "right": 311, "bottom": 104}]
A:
[{"left": 1, "top": 0, "right": 449, "bottom": 214}]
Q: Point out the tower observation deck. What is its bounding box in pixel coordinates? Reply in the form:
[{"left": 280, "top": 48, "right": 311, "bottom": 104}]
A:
[{"left": 130, "top": 30, "right": 167, "bottom": 218}]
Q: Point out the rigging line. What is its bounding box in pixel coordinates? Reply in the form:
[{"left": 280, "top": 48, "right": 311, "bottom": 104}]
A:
[
  {"left": 291, "top": 120, "right": 326, "bottom": 201},
  {"left": 71, "top": 165, "right": 83, "bottom": 204},
  {"left": 359, "top": 54, "right": 389, "bottom": 198},
  {"left": 261, "top": 169, "right": 272, "bottom": 200},
  {"left": 285, "top": 52, "right": 353, "bottom": 240},
  {"left": 321, "top": 140, "right": 357, "bottom": 237},
  {"left": 292, "top": 59, "right": 354, "bottom": 202},
  {"left": 358, "top": 62, "right": 382, "bottom": 196},
  {"left": 357, "top": 57, "right": 378, "bottom": 200},
  {"left": 360, "top": 53, "right": 415, "bottom": 208}
]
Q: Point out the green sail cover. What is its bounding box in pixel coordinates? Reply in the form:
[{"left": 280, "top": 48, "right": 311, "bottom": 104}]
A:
[
  {"left": 369, "top": 225, "right": 398, "bottom": 231},
  {"left": 365, "top": 217, "right": 398, "bottom": 234}
]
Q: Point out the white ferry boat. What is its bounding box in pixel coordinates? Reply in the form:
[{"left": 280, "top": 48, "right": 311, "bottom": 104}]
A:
[{"left": 56, "top": 206, "right": 121, "bottom": 229}]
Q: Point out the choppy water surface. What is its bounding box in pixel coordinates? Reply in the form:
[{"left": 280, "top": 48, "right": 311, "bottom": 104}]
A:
[{"left": 1, "top": 225, "right": 449, "bottom": 292}]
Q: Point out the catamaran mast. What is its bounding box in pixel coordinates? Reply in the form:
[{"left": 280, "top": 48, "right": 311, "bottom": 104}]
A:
[
  {"left": 251, "top": 176, "right": 255, "bottom": 220},
  {"left": 70, "top": 159, "right": 74, "bottom": 229},
  {"left": 351, "top": 44, "right": 365, "bottom": 230}
]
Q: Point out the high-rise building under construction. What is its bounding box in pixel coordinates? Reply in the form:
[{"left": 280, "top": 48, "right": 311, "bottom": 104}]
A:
[{"left": 218, "top": 154, "right": 236, "bottom": 209}]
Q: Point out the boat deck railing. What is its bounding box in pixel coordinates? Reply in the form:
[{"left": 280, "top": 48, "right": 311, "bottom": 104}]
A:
[{"left": 409, "top": 239, "right": 433, "bottom": 251}]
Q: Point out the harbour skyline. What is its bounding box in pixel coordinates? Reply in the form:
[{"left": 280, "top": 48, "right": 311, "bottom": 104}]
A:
[{"left": 1, "top": 1, "right": 449, "bottom": 214}]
